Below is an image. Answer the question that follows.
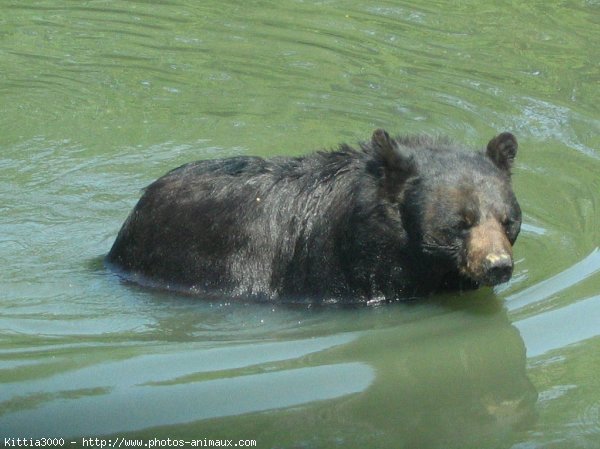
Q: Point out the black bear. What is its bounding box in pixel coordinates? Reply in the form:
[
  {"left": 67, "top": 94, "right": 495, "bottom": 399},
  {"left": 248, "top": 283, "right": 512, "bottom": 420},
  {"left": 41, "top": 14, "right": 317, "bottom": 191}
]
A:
[{"left": 106, "top": 129, "right": 521, "bottom": 302}]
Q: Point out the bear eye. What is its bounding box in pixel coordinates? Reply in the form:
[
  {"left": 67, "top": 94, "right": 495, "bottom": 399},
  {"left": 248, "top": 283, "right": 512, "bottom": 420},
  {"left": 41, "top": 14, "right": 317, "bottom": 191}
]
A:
[
  {"left": 459, "top": 203, "right": 478, "bottom": 230},
  {"left": 501, "top": 215, "right": 517, "bottom": 237},
  {"left": 459, "top": 215, "right": 474, "bottom": 230}
]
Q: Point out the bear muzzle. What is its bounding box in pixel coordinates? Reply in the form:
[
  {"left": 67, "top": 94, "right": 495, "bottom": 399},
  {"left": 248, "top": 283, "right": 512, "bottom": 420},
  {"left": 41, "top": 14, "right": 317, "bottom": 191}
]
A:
[{"left": 463, "top": 219, "right": 514, "bottom": 286}]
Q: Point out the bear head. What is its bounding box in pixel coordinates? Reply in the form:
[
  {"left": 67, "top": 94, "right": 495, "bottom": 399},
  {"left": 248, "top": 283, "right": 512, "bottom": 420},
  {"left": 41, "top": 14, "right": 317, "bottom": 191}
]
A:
[{"left": 371, "top": 129, "right": 521, "bottom": 288}]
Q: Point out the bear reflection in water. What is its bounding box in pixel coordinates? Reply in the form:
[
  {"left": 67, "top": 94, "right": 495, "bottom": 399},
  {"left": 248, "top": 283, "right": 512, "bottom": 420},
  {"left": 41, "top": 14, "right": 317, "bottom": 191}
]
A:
[
  {"left": 340, "top": 298, "right": 539, "bottom": 448},
  {"left": 165, "top": 297, "right": 538, "bottom": 449},
  {"left": 107, "top": 129, "right": 521, "bottom": 302}
]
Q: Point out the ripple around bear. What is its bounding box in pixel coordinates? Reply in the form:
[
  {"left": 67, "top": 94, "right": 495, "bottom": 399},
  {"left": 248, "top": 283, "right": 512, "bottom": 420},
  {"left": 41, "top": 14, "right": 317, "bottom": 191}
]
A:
[{"left": 106, "top": 129, "right": 521, "bottom": 302}]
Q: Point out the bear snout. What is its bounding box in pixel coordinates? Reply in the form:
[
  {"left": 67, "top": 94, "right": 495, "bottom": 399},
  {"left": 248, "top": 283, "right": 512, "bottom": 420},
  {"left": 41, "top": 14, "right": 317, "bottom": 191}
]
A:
[
  {"left": 463, "top": 219, "right": 515, "bottom": 286},
  {"left": 481, "top": 252, "right": 513, "bottom": 285}
]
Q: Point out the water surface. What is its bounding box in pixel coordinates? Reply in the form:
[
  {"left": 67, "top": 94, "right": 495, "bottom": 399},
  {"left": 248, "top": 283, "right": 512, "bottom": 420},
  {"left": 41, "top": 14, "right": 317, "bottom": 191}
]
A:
[{"left": 1, "top": 1, "right": 599, "bottom": 448}]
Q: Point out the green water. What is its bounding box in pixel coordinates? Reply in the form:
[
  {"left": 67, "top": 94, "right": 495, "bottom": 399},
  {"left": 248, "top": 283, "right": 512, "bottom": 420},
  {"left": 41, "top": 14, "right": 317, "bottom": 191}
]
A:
[{"left": 1, "top": 1, "right": 599, "bottom": 447}]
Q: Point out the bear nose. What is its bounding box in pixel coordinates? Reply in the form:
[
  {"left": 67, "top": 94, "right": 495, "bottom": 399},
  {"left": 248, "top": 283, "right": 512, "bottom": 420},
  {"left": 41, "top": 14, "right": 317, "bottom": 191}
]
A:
[{"left": 484, "top": 253, "right": 513, "bottom": 285}]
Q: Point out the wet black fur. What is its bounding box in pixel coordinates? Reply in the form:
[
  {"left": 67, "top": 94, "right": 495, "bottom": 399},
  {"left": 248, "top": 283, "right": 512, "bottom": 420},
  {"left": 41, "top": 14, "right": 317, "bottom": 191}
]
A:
[{"left": 106, "top": 130, "right": 520, "bottom": 302}]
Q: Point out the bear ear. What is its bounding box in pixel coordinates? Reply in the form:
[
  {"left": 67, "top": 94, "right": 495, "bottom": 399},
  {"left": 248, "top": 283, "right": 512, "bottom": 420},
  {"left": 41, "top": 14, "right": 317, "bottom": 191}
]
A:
[
  {"left": 372, "top": 128, "right": 395, "bottom": 161},
  {"left": 371, "top": 128, "right": 416, "bottom": 198},
  {"left": 486, "top": 132, "right": 518, "bottom": 173},
  {"left": 372, "top": 129, "right": 415, "bottom": 173}
]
